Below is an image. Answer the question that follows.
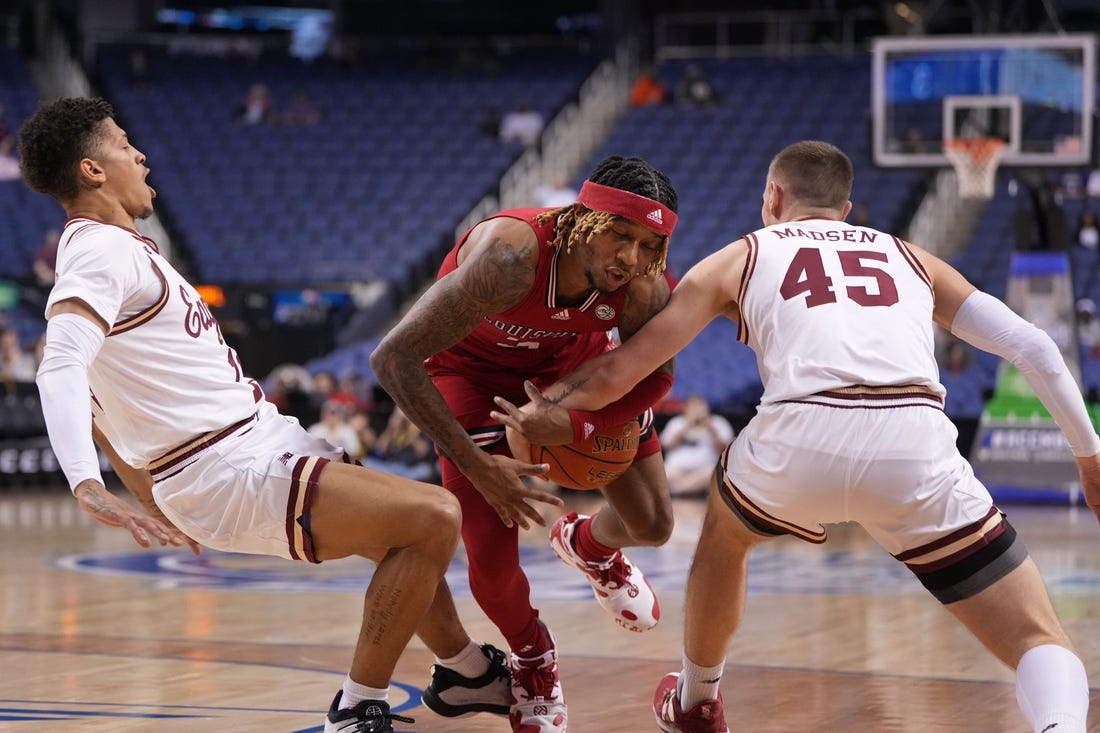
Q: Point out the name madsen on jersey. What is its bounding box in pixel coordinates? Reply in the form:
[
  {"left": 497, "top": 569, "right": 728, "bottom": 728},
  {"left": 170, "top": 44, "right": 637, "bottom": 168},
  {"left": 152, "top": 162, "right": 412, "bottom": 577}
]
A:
[{"left": 773, "top": 227, "right": 879, "bottom": 243}]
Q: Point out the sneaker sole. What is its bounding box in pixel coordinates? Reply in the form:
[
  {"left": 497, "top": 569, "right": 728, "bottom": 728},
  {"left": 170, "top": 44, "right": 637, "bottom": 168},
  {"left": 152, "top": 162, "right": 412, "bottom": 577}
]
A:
[{"left": 420, "top": 688, "right": 509, "bottom": 718}]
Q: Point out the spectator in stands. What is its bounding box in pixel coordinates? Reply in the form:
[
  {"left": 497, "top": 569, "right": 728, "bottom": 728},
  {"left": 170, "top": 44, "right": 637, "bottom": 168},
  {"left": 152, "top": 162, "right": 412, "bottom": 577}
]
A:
[
  {"left": 0, "top": 327, "right": 37, "bottom": 382},
  {"left": 498, "top": 100, "right": 544, "bottom": 146},
  {"left": 1086, "top": 168, "right": 1100, "bottom": 199},
  {"left": 659, "top": 394, "right": 734, "bottom": 498},
  {"left": 1076, "top": 299, "right": 1100, "bottom": 360},
  {"left": 535, "top": 175, "right": 578, "bottom": 208},
  {"left": 237, "top": 83, "right": 274, "bottom": 125},
  {"left": 1076, "top": 209, "right": 1099, "bottom": 250},
  {"left": 348, "top": 409, "right": 378, "bottom": 460},
  {"left": 32, "top": 228, "right": 59, "bottom": 287},
  {"left": 0, "top": 103, "right": 12, "bottom": 150},
  {"left": 0, "top": 134, "right": 20, "bottom": 182},
  {"left": 281, "top": 89, "right": 321, "bottom": 126},
  {"left": 308, "top": 400, "right": 363, "bottom": 458},
  {"left": 630, "top": 68, "right": 668, "bottom": 107},
  {"left": 675, "top": 64, "right": 718, "bottom": 108},
  {"left": 362, "top": 406, "right": 438, "bottom": 482},
  {"left": 478, "top": 106, "right": 502, "bottom": 140},
  {"left": 129, "top": 48, "right": 149, "bottom": 89},
  {"left": 849, "top": 202, "right": 872, "bottom": 228}
]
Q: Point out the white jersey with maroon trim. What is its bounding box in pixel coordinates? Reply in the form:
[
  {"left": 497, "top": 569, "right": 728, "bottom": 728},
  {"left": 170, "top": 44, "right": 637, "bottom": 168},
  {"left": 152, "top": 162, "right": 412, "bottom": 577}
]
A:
[
  {"left": 46, "top": 218, "right": 262, "bottom": 468},
  {"left": 736, "top": 218, "right": 945, "bottom": 405}
]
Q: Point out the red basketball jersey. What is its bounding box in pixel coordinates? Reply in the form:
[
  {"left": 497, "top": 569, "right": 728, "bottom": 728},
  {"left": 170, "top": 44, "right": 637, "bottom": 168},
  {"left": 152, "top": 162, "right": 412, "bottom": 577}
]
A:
[{"left": 425, "top": 208, "right": 627, "bottom": 386}]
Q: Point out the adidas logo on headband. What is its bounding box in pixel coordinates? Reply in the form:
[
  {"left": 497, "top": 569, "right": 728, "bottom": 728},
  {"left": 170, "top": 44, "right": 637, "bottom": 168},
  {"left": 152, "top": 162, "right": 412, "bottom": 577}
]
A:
[{"left": 646, "top": 208, "right": 664, "bottom": 225}]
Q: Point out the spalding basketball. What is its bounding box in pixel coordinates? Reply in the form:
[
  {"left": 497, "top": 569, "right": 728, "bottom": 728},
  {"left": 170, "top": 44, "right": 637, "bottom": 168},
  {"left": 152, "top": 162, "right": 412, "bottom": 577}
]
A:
[{"left": 506, "top": 420, "right": 641, "bottom": 490}]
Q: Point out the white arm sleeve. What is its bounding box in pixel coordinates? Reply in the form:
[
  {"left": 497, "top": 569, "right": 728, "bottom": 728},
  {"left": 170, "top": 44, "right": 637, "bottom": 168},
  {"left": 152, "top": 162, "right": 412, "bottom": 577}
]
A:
[
  {"left": 35, "top": 313, "right": 106, "bottom": 491},
  {"left": 950, "top": 290, "right": 1100, "bottom": 457}
]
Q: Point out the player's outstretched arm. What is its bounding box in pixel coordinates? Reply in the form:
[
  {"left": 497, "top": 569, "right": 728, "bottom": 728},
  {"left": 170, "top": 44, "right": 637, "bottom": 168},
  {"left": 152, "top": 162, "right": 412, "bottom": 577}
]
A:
[{"left": 914, "top": 244, "right": 1100, "bottom": 522}]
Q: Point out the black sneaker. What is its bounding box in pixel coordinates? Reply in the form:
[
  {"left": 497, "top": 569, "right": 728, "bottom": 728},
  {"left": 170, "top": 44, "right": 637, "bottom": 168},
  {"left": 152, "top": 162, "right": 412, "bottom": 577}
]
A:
[
  {"left": 421, "top": 643, "right": 511, "bottom": 717},
  {"left": 324, "top": 690, "right": 415, "bottom": 733}
]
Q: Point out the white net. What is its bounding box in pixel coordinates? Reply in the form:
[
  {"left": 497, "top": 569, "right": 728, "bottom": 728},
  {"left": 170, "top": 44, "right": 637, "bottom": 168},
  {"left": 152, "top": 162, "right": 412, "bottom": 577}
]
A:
[{"left": 944, "top": 138, "right": 1006, "bottom": 200}]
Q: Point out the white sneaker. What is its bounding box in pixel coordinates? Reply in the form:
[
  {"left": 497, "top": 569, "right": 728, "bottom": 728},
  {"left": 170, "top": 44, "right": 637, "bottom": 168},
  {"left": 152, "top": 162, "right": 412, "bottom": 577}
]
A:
[
  {"left": 509, "top": 622, "right": 567, "bottom": 732},
  {"left": 550, "top": 511, "right": 660, "bottom": 632}
]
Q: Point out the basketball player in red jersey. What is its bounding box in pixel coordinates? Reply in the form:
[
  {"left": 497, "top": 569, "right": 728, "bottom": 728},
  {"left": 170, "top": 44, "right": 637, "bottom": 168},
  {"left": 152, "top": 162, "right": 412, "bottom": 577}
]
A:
[{"left": 371, "top": 156, "right": 680, "bottom": 732}]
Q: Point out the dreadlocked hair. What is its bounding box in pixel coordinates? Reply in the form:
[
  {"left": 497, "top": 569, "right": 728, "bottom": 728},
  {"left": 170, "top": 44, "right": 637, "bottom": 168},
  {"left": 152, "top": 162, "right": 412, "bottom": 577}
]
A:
[{"left": 534, "top": 156, "right": 678, "bottom": 277}]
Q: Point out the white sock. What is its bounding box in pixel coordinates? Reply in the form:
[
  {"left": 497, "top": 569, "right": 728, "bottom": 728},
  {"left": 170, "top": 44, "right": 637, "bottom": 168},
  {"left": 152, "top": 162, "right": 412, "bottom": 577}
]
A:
[
  {"left": 435, "top": 639, "right": 490, "bottom": 679},
  {"left": 1015, "top": 644, "right": 1089, "bottom": 733},
  {"left": 340, "top": 676, "right": 389, "bottom": 709},
  {"left": 679, "top": 655, "right": 725, "bottom": 710}
]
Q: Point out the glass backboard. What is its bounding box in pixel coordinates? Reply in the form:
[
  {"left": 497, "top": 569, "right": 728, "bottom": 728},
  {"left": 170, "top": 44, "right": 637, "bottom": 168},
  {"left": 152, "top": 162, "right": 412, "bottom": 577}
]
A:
[{"left": 872, "top": 34, "right": 1095, "bottom": 167}]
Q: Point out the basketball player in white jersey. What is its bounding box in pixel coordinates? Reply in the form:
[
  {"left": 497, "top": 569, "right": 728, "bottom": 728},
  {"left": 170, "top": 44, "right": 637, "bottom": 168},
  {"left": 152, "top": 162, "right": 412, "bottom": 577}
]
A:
[
  {"left": 17, "top": 97, "right": 521, "bottom": 733},
  {"left": 496, "top": 140, "right": 1100, "bottom": 732}
]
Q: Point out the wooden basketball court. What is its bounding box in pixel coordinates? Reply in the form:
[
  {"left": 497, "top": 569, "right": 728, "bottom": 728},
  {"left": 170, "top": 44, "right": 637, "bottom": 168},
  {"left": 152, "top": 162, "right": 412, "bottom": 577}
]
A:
[{"left": 2, "top": 486, "right": 1098, "bottom": 732}]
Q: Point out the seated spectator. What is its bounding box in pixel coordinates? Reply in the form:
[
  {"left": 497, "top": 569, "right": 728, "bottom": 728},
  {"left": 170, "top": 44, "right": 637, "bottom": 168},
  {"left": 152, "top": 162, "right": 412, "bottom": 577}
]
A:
[
  {"left": 32, "top": 228, "right": 58, "bottom": 287},
  {"left": 630, "top": 69, "right": 667, "bottom": 107},
  {"left": 935, "top": 330, "right": 974, "bottom": 376},
  {"left": 0, "top": 135, "right": 20, "bottom": 182},
  {"left": 499, "top": 101, "right": 544, "bottom": 146},
  {"left": 237, "top": 83, "right": 274, "bottom": 125},
  {"left": 362, "top": 406, "right": 438, "bottom": 482},
  {"left": 660, "top": 394, "right": 735, "bottom": 497},
  {"left": 849, "top": 203, "right": 872, "bottom": 228},
  {"left": 478, "top": 106, "right": 502, "bottom": 140},
  {"left": 1087, "top": 168, "right": 1100, "bottom": 199},
  {"left": 1076, "top": 209, "right": 1099, "bottom": 249},
  {"left": 675, "top": 64, "right": 719, "bottom": 108},
  {"left": 1077, "top": 298, "right": 1100, "bottom": 360},
  {"left": 0, "top": 328, "right": 38, "bottom": 383},
  {"left": 307, "top": 400, "right": 362, "bottom": 457},
  {"left": 535, "top": 176, "right": 578, "bottom": 208}
]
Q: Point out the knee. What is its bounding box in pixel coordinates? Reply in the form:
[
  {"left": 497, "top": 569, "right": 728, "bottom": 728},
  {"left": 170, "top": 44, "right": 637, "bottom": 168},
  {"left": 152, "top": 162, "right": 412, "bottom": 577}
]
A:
[
  {"left": 624, "top": 509, "right": 674, "bottom": 547},
  {"left": 417, "top": 491, "right": 462, "bottom": 557}
]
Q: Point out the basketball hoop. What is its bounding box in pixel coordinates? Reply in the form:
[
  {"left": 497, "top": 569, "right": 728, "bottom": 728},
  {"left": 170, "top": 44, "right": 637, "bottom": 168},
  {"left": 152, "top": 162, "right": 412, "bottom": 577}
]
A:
[{"left": 944, "top": 137, "right": 1006, "bottom": 200}]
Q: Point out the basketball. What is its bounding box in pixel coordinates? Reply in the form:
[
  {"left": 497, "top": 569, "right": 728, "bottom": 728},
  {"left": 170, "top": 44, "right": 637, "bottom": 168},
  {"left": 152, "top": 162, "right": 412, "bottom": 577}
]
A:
[{"left": 506, "top": 420, "right": 641, "bottom": 490}]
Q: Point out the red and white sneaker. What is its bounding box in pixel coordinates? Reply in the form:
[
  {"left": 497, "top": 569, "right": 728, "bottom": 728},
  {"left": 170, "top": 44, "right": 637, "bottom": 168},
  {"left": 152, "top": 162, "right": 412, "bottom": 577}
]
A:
[
  {"left": 509, "top": 624, "right": 567, "bottom": 733},
  {"left": 653, "top": 673, "right": 729, "bottom": 733},
  {"left": 549, "top": 511, "right": 659, "bottom": 632}
]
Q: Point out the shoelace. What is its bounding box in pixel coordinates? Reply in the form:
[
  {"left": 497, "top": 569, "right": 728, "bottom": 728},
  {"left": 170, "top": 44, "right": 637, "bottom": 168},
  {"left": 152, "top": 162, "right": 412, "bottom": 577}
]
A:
[
  {"left": 486, "top": 646, "right": 511, "bottom": 683},
  {"left": 352, "top": 711, "right": 415, "bottom": 732},
  {"left": 583, "top": 552, "right": 631, "bottom": 590},
  {"left": 514, "top": 661, "right": 560, "bottom": 701}
]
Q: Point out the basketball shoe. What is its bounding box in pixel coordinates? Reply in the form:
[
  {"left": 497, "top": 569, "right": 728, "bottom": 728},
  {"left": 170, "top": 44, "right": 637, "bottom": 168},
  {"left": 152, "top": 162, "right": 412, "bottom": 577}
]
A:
[
  {"left": 324, "top": 690, "right": 415, "bottom": 733},
  {"left": 549, "top": 511, "right": 659, "bottom": 632},
  {"left": 653, "top": 673, "right": 729, "bottom": 733},
  {"left": 509, "top": 622, "right": 567, "bottom": 732},
  {"left": 421, "top": 643, "right": 511, "bottom": 717}
]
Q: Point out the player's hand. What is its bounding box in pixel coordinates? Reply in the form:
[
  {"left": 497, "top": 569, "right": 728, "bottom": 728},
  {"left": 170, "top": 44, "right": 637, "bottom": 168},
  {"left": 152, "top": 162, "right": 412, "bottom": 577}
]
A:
[
  {"left": 73, "top": 480, "right": 194, "bottom": 551},
  {"left": 137, "top": 496, "right": 203, "bottom": 556},
  {"left": 491, "top": 380, "right": 573, "bottom": 446},
  {"left": 465, "top": 452, "right": 561, "bottom": 531},
  {"left": 1075, "top": 452, "right": 1100, "bottom": 523}
]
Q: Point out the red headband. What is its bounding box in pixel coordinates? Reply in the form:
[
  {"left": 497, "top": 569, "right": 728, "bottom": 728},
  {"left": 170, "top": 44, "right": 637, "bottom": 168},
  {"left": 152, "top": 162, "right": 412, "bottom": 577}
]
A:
[{"left": 576, "top": 180, "right": 677, "bottom": 237}]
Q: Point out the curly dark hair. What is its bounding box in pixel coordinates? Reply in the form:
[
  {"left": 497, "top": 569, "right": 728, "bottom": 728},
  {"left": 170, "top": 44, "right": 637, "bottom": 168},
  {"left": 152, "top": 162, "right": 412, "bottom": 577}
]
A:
[
  {"left": 19, "top": 97, "right": 115, "bottom": 202},
  {"left": 536, "top": 155, "right": 679, "bottom": 276}
]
